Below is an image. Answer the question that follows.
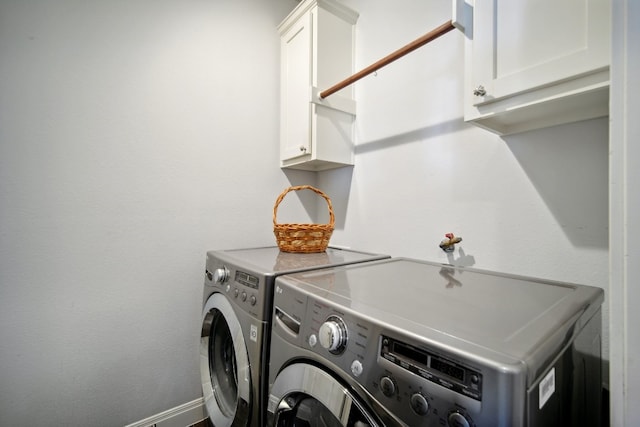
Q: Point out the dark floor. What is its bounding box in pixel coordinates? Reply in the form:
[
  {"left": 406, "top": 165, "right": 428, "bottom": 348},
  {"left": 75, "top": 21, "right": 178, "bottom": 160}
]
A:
[
  {"left": 194, "top": 389, "right": 610, "bottom": 427},
  {"left": 602, "top": 387, "right": 610, "bottom": 427}
]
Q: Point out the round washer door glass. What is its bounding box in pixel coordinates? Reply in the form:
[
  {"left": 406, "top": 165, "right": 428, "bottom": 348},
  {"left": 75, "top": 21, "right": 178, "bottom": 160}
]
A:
[
  {"left": 269, "top": 364, "right": 379, "bottom": 427},
  {"left": 201, "top": 292, "right": 251, "bottom": 427}
]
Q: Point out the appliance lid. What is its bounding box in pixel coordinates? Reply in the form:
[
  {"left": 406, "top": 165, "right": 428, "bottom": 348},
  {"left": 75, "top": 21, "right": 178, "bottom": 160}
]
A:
[
  {"left": 277, "top": 258, "right": 603, "bottom": 370},
  {"left": 207, "top": 246, "right": 388, "bottom": 276}
]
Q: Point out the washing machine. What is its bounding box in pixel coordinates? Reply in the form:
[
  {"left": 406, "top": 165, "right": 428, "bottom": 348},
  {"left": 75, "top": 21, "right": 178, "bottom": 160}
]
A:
[
  {"left": 200, "top": 246, "right": 388, "bottom": 427},
  {"left": 267, "top": 258, "right": 603, "bottom": 427}
]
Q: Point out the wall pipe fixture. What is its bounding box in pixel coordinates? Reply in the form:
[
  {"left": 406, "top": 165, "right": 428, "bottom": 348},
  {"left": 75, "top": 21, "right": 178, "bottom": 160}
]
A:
[{"left": 439, "top": 233, "right": 462, "bottom": 253}]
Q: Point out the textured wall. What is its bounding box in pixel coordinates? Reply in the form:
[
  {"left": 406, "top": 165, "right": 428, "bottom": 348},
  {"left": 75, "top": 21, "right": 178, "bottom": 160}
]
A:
[
  {"left": 0, "top": 0, "right": 611, "bottom": 425},
  {"left": 0, "top": 0, "right": 303, "bottom": 425},
  {"left": 319, "top": 0, "right": 609, "bottom": 377}
]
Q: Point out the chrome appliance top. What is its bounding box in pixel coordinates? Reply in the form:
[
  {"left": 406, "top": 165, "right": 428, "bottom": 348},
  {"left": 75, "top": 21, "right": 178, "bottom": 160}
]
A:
[{"left": 275, "top": 257, "right": 603, "bottom": 385}]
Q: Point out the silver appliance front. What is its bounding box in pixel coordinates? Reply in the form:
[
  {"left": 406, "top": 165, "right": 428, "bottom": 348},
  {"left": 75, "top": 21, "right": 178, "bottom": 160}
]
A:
[
  {"left": 200, "top": 293, "right": 251, "bottom": 427},
  {"left": 201, "top": 247, "right": 389, "bottom": 427},
  {"left": 267, "top": 258, "right": 603, "bottom": 427}
]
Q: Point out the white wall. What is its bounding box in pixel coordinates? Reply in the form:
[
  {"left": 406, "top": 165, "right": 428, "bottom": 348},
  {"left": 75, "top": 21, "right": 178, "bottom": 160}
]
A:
[
  {"left": 319, "top": 0, "right": 610, "bottom": 382},
  {"left": 0, "top": 0, "right": 615, "bottom": 425},
  {"left": 609, "top": 0, "right": 640, "bottom": 425},
  {"left": 0, "top": 1, "right": 305, "bottom": 425}
]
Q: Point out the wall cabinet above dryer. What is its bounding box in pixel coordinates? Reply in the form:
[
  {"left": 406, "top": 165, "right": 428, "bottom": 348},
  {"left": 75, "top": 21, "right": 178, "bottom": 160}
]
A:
[
  {"left": 463, "top": 0, "right": 610, "bottom": 135},
  {"left": 278, "top": 0, "right": 358, "bottom": 171}
]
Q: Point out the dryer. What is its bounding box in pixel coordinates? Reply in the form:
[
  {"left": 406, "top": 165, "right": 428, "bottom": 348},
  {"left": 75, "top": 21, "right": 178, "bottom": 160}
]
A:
[
  {"left": 200, "top": 246, "right": 388, "bottom": 427},
  {"left": 267, "top": 258, "right": 603, "bottom": 427}
]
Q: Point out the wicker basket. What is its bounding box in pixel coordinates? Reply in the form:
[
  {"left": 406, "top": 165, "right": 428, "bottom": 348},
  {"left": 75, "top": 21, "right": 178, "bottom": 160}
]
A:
[{"left": 273, "top": 185, "right": 335, "bottom": 253}]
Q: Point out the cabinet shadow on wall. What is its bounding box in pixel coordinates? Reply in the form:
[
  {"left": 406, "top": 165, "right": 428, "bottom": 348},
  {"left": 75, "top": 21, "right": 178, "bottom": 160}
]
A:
[
  {"left": 318, "top": 118, "right": 471, "bottom": 232},
  {"left": 503, "top": 117, "right": 609, "bottom": 249},
  {"left": 354, "top": 117, "right": 471, "bottom": 155},
  {"left": 277, "top": 169, "right": 327, "bottom": 226}
]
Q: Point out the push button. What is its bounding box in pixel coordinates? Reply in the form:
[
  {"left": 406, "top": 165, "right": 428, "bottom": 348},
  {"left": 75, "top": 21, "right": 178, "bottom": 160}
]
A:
[{"left": 350, "top": 360, "right": 363, "bottom": 377}]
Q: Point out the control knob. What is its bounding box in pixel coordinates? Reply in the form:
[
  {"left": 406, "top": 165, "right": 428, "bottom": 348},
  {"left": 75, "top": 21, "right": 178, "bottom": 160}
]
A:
[
  {"left": 318, "top": 316, "right": 347, "bottom": 354},
  {"left": 379, "top": 376, "right": 396, "bottom": 397},
  {"left": 212, "top": 267, "right": 229, "bottom": 285},
  {"left": 448, "top": 411, "right": 471, "bottom": 427},
  {"left": 410, "top": 393, "right": 429, "bottom": 416}
]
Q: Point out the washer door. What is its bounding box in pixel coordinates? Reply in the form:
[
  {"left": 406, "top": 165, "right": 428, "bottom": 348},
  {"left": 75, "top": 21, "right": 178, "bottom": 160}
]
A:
[
  {"left": 201, "top": 293, "right": 251, "bottom": 427},
  {"left": 267, "top": 363, "right": 380, "bottom": 427}
]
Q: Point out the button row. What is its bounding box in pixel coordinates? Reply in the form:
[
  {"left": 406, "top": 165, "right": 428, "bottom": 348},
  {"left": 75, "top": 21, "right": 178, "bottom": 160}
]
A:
[
  {"left": 380, "top": 375, "right": 429, "bottom": 415},
  {"left": 378, "top": 375, "right": 473, "bottom": 426},
  {"left": 229, "top": 286, "right": 257, "bottom": 306}
]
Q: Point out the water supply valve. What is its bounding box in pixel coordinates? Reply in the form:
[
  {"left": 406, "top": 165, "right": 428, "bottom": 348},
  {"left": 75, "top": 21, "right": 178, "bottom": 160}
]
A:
[{"left": 439, "top": 233, "right": 462, "bottom": 252}]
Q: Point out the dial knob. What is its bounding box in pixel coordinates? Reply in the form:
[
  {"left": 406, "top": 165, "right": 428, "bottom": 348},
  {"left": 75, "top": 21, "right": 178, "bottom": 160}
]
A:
[
  {"left": 212, "top": 267, "right": 229, "bottom": 284},
  {"left": 318, "top": 316, "right": 347, "bottom": 354}
]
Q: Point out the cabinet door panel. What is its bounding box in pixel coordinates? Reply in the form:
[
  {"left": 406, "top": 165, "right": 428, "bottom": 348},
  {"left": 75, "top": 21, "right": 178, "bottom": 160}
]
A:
[
  {"left": 279, "top": 0, "right": 357, "bottom": 170},
  {"left": 472, "top": 0, "right": 609, "bottom": 105},
  {"left": 281, "top": 17, "right": 312, "bottom": 161}
]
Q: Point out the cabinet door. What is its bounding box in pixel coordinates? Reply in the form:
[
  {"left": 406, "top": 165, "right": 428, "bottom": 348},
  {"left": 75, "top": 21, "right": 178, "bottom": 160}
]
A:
[
  {"left": 470, "top": 0, "right": 609, "bottom": 105},
  {"left": 280, "top": 13, "right": 312, "bottom": 162}
]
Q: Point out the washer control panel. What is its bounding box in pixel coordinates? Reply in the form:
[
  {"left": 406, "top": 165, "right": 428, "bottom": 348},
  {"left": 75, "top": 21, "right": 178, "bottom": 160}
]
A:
[
  {"left": 380, "top": 335, "right": 483, "bottom": 402},
  {"left": 272, "top": 281, "right": 483, "bottom": 427},
  {"left": 377, "top": 335, "right": 481, "bottom": 426},
  {"left": 205, "top": 261, "right": 264, "bottom": 319}
]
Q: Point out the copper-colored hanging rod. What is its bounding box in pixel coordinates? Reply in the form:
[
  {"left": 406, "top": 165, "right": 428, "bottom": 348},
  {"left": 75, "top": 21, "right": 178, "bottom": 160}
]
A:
[{"left": 319, "top": 20, "right": 456, "bottom": 99}]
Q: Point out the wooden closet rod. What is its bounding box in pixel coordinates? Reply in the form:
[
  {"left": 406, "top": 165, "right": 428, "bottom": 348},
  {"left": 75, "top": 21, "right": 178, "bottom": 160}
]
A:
[{"left": 319, "top": 20, "right": 456, "bottom": 99}]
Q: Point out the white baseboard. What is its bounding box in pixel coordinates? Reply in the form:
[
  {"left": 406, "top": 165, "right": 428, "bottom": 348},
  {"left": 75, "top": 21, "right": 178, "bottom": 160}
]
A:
[{"left": 124, "top": 398, "right": 205, "bottom": 427}]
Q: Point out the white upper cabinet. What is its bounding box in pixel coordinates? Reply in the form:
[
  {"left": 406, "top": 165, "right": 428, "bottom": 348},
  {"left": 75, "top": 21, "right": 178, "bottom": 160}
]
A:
[
  {"left": 278, "top": 0, "right": 358, "bottom": 171},
  {"left": 464, "top": 0, "right": 610, "bottom": 135}
]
